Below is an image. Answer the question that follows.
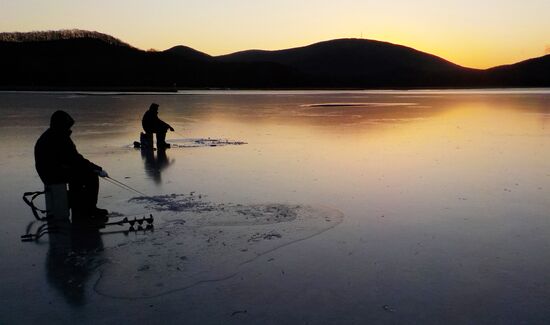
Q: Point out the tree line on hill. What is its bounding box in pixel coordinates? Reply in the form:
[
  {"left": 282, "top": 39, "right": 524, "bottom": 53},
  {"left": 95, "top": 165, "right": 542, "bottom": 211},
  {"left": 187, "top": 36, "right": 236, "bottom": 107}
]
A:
[{"left": 0, "top": 30, "right": 548, "bottom": 90}]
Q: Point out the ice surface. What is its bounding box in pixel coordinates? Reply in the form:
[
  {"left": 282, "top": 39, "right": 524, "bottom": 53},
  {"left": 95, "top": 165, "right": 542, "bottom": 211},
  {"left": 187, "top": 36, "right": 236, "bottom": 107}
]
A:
[
  {"left": 2, "top": 90, "right": 550, "bottom": 323},
  {"left": 131, "top": 138, "right": 247, "bottom": 149},
  {"left": 94, "top": 194, "right": 343, "bottom": 298}
]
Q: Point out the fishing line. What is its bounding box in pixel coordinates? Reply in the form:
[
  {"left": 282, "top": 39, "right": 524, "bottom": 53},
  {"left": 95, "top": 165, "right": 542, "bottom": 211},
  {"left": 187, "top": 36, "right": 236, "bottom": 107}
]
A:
[
  {"left": 172, "top": 130, "right": 186, "bottom": 139},
  {"left": 102, "top": 176, "right": 146, "bottom": 196},
  {"left": 102, "top": 177, "right": 132, "bottom": 193},
  {"left": 105, "top": 177, "right": 146, "bottom": 196}
]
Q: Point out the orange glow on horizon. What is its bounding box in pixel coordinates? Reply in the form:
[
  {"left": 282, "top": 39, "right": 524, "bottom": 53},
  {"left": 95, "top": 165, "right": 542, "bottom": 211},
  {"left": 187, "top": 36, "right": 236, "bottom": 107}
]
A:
[{"left": 2, "top": 0, "right": 549, "bottom": 69}]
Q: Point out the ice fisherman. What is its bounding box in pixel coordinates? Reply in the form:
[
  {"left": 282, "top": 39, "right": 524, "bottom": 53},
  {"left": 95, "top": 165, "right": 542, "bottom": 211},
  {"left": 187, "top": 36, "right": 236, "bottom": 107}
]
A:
[
  {"left": 34, "top": 110, "right": 109, "bottom": 224},
  {"left": 142, "top": 103, "right": 174, "bottom": 149}
]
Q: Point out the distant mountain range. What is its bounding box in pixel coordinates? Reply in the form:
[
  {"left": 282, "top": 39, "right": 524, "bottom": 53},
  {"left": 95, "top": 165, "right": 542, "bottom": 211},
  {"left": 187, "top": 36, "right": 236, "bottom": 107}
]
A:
[{"left": 0, "top": 29, "right": 549, "bottom": 90}]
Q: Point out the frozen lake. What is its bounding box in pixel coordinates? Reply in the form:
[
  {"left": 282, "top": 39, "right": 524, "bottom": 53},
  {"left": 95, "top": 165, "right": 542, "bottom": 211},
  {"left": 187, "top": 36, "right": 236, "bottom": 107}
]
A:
[{"left": 1, "top": 89, "right": 550, "bottom": 324}]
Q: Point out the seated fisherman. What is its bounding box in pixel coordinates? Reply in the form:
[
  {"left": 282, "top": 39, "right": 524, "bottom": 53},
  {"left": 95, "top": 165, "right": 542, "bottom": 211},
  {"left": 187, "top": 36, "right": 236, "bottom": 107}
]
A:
[
  {"left": 142, "top": 103, "right": 174, "bottom": 149},
  {"left": 34, "top": 110, "right": 109, "bottom": 224}
]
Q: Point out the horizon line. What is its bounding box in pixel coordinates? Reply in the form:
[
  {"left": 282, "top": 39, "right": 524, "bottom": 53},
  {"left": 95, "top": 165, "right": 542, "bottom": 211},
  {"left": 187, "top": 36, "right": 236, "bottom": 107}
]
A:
[{"left": 2, "top": 28, "right": 548, "bottom": 70}]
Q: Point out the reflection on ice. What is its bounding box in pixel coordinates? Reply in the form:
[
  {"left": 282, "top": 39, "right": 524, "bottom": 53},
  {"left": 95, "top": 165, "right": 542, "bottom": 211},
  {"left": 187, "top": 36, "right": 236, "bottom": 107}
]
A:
[
  {"left": 141, "top": 147, "right": 174, "bottom": 185},
  {"left": 46, "top": 225, "right": 107, "bottom": 306}
]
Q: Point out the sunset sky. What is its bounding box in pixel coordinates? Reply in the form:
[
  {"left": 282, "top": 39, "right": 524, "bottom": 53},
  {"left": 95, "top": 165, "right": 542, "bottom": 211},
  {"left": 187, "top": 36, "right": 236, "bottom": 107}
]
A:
[{"left": 1, "top": 0, "right": 549, "bottom": 69}]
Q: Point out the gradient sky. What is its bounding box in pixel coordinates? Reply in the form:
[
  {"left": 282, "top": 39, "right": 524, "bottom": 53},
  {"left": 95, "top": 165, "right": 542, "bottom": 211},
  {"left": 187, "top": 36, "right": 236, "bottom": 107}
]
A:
[{"left": 1, "top": 0, "right": 549, "bottom": 69}]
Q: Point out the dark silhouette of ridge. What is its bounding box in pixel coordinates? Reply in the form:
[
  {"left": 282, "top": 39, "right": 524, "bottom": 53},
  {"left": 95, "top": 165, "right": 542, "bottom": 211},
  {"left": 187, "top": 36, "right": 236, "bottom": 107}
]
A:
[
  {"left": 0, "top": 32, "right": 301, "bottom": 89},
  {"left": 0, "top": 30, "right": 548, "bottom": 90},
  {"left": 0, "top": 29, "right": 133, "bottom": 48},
  {"left": 485, "top": 54, "right": 550, "bottom": 87},
  {"left": 217, "top": 38, "right": 480, "bottom": 87},
  {"left": 163, "top": 46, "right": 212, "bottom": 61}
]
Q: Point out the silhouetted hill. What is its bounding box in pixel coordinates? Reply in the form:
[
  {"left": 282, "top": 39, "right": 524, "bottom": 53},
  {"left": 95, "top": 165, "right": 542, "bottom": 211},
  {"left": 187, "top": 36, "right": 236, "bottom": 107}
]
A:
[
  {"left": 163, "top": 46, "right": 211, "bottom": 61},
  {"left": 0, "top": 32, "right": 301, "bottom": 89},
  {"left": 0, "top": 29, "right": 133, "bottom": 48},
  {"left": 0, "top": 30, "right": 548, "bottom": 89},
  {"left": 217, "top": 39, "right": 479, "bottom": 87},
  {"left": 0, "top": 33, "right": 210, "bottom": 89},
  {"left": 485, "top": 54, "right": 550, "bottom": 87}
]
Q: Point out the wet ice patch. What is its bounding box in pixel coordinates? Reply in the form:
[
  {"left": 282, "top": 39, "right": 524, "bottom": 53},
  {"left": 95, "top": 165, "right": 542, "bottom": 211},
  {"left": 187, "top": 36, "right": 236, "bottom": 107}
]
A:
[
  {"left": 129, "top": 193, "right": 213, "bottom": 212},
  {"left": 129, "top": 194, "right": 299, "bottom": 226},
  {"left": 93, "top": 194, "right": 343, "bottom": 299}
]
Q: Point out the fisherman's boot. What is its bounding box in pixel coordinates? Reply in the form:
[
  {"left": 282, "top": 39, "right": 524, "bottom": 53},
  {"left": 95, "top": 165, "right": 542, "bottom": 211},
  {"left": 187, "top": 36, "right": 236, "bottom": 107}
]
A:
[
  {"left": 92, "top": 207, "right": 109, "bottom": 223},
  {"left": 72, "top": 209, "right": 103, "bottom": 228}
]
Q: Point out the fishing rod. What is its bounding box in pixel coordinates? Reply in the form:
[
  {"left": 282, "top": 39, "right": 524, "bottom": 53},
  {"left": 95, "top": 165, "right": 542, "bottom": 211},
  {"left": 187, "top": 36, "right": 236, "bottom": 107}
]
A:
[
  {"left": 171, "top": 129, "right": 186, "bottom": 139},
  {"left": 174, "top": 131, "right": 185, "bottom": 138},
  {"left": 101, "top": 176, "right": 147, "bottom": 196},
  {"left": 107, "top": 176, "right": 147, "bottom": 196},
  {"left": 106, "top": 176, "right": 146, "bottom": 196},
  {"left": 102, "top": 177, "right": 138, "bottom": 194}
]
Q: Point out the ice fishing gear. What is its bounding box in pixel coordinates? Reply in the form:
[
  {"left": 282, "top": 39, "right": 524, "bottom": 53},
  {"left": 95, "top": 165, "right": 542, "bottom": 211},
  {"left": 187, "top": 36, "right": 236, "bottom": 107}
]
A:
[
  {"left": 21, "top": 222, "right": 154, "bottom": 242},
  {"left": 101, "top": 176, "right": 146, "bottom": 196},
  {"left": 69, "top": 214, "right": 154, "bottom": 231},
  {"left": 173, "top": 130, "right": 186, "bottom": 138},
  {"left": 104, "top": 214, "right": 154, "bottom": 227},
  {"left": 69, "top": 214, "right": 155, "bottom": 233},
  {"left": 21, "top": 214, "right": 155, "bottom": 242},
  {"left": 23, "top": 183, "right": 71, "bottom": 221},
  {"left": 93, "top": 224, "right": 154, "bottom": 236},
  {"left": 72, "top": 216, "right": 155, "bottom": 232},
  {"left": 22, "top": 191, "right": 48, "bottom": 221}
]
